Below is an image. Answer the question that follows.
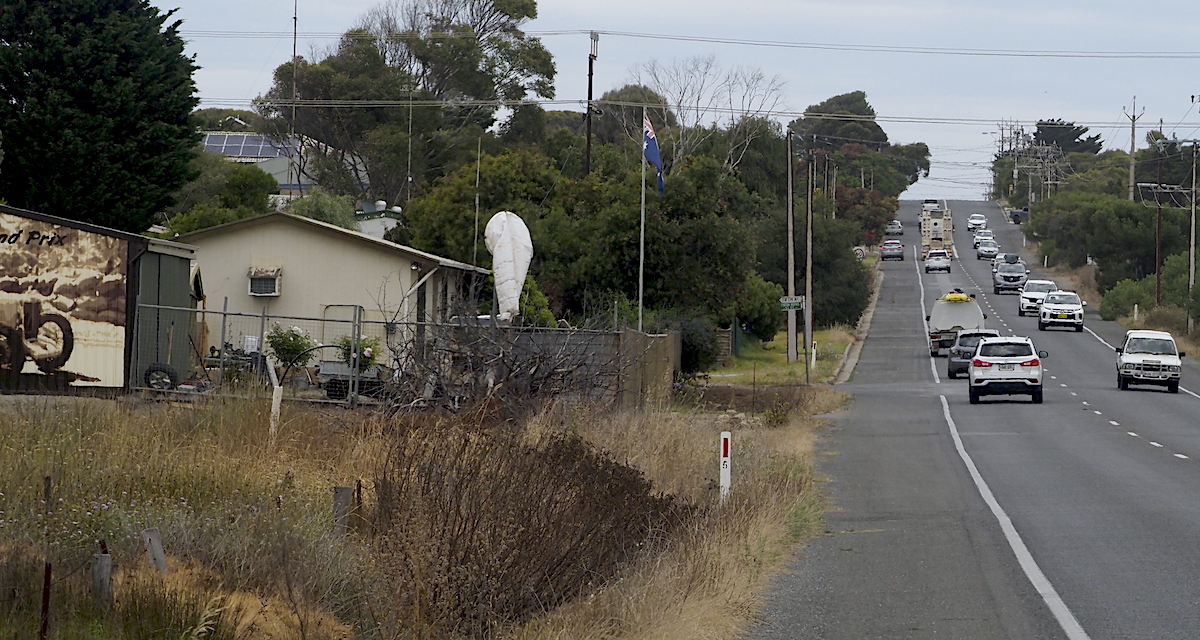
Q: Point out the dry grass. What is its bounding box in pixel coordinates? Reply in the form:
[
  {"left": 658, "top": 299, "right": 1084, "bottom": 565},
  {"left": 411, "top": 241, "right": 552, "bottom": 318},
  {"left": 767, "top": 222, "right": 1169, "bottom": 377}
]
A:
[{"left": 0, "top": 390, "right": 830, "bottom": 639}]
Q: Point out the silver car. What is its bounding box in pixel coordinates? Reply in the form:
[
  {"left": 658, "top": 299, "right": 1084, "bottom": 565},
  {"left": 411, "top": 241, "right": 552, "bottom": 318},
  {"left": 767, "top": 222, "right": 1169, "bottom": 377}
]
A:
[
  {"left": 993, "top": 262, "right": 1029, "bottom": 294},
  {"left": 976, "top": 240, "right": 999, "bottom": 260},
  {"left": 880, "top": 241, "right": 905, "bottom": 261},
  {"left": 947, "top": 329, "right": 1001, "bottom": 379}
]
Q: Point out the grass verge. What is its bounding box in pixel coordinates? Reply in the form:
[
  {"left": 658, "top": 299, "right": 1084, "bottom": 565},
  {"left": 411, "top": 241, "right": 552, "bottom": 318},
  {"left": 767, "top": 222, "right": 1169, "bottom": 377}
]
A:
[{"left": 0, "top": 388, "right": 839, "bottom": 639}]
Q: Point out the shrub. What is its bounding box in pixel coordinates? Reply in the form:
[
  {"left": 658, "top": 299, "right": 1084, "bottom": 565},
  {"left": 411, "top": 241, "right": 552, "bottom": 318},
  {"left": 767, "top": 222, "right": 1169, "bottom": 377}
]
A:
[
  {"left": 1099, "top": 278, "right": 1153, "bottom": 320},
  {"left": 335, "top": 334, "right": 381, "bottom": 369},
  {"left": 265, "top": 324, "right": 317, "bottom": 367}
]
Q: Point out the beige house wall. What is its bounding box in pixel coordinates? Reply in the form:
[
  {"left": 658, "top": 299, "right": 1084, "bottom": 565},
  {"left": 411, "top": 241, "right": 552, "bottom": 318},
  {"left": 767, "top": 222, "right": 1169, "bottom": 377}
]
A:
[{"left": 184, "top": 216, "right": 475, "bottom": 357}]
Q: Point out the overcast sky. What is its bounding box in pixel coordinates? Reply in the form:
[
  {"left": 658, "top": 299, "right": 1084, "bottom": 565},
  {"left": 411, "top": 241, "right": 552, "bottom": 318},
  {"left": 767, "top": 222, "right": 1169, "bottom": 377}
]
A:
[{"left": 169, "top": 0, "right": 1200, "bottom": 200}]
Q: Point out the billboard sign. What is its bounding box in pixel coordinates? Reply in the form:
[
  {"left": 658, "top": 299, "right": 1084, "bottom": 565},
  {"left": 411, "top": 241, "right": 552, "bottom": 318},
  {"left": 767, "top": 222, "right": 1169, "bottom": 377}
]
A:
[{"left": 0, "top": 211, "right": 129, "bottom": 388}]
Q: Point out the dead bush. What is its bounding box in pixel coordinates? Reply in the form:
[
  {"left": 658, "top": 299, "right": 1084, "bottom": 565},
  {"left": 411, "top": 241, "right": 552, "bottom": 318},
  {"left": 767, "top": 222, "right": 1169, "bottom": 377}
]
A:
[{"left": 371, "top": 416, "right": 690, "bottom": 638}]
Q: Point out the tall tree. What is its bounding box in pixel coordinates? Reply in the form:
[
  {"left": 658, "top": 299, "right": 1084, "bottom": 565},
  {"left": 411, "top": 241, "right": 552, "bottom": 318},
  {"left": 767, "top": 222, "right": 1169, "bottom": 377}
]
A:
[
  {"left": 1035, "top": 119, "right": 1102, "bottom": 154},
  {"left": 0, "top": 0, "right": 199, "bottom": 231}
]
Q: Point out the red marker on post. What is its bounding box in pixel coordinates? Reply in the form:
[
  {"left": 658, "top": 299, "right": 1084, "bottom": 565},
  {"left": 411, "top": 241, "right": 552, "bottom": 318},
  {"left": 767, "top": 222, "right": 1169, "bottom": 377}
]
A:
[{"left": 720, "top": 431, "right": 731, "bottom": 503}]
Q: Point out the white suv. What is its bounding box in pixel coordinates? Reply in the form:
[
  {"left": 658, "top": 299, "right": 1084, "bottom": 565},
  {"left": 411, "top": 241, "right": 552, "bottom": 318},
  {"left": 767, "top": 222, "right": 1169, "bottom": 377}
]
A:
[
  {"left": 1116, "top": 329, "right": 1185, "bottom": 393},
  {"left": 969, "top": 336, "right": 1047, "bottom": 404},
  {"left": 972, "top": 229, "right": 994, "bottom": 248},
  {"left": 924, "top": 249, "right": 951, "bottom": 273},
  {"left": 967, "top": 213, "right": 988, "bottom": 231},
  {"left": 1038, "top": 291, "right": 1086, "bottom": 331},
  {"left": 1018, "top": 280, "right": 1057, "bottom": 316}
]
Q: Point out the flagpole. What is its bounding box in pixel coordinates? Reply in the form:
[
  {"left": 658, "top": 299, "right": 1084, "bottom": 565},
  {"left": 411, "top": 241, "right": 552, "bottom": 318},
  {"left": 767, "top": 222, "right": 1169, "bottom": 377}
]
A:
[{"left": 639, "top": 105, "right": 646, "bottom": 332}]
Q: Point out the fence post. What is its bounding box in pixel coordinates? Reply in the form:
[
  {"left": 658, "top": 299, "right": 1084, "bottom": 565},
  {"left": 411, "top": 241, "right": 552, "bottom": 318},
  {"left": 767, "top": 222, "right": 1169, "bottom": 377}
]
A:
[
  {"left": 349, "top": 306, "right": 362, "bottom": 408},
  {"left": 140, "top": 528, "right": 168, "bottom": 574},
  {"left": 719, "top": 432, "right": 731, "bottom": 504},
  {"left": 91, "top": 552, "right": 112, "bottom": 609},
  {"left": 216, "top": 297, "right": 229, "bottom": 390},
  {"left": 257, "top": 305, "right": 269, "bottom": 380},
  {"left": 333, "top": 486, "right": 353, "bottom": 536}
]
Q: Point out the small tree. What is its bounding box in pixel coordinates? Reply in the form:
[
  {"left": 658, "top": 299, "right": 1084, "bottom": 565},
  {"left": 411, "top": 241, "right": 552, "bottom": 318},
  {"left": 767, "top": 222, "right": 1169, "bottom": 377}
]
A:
[{"left": 290, "top": 188, "right": 358, "bottom": 229}]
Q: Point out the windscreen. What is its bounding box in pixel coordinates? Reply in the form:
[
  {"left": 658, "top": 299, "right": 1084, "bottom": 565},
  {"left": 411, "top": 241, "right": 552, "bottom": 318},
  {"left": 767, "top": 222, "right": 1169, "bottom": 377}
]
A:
[
  {"left": 957, "top": 333, "right": 996, "bottom": 348},
  {"left": 978, "top": 342, "right": 1034, "bottom": 357},
  {"left": 1125, "top": 338, "right": 1177, "bottom": 355},
  {"left": 979, "top": 240, "right": 997, "bottom": 248},
  {"left": 1024, "top": 282, "right": 1055, "bottom": 293},
  {"left": 1044, "top": 293, "right": 1080, "bottom": 305},
  {"left": 997, "top": 263, "right": 1024, "bottom": 274}
]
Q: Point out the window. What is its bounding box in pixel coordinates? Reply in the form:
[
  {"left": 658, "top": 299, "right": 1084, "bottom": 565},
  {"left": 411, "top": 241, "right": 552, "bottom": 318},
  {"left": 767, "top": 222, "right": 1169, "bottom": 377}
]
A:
[
  {"left": 979, "top": 342, "right": 1033, "bottom": 357},
  {"left": 248, "top": 267, "right": 281, "bottom": 297}
]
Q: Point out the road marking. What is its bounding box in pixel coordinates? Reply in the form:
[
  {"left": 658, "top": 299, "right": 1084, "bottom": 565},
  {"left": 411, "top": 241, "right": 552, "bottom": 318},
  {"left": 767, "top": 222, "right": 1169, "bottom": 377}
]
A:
[
  {"left": 1183, "top": 387, "right": 1200, "bottom": 399},
  {"left": 1151, "top": 442, "right": 1164, "bottom": 448},
  {"left": 1094, "top": 410, "right": 1102, "bottom": 415},
  {"left": 1175, "top": 453, "right": 1189, "bottom": 459},
  {"left": 915, "top": 244, "right": 941, "bottom": 384},
  {"left": 939, "top": 396, "right": 1090, "bottom": 640},
  {"left": 1050, "top": 376, "right": 1057, "bottom": 380},
  {"left": 1110, "top": 420, "right": 1120, "bottom": 426},
  {"left": 1070, "top": 392, "right": 1078, "bottom": 396},
  {"left": 1060, "top": 383, "right": 1067, "bottom": 387},
  {"left": 1081, "top": 401, "right": 1089, "bottom": 406},
  {"left": 1128, "top": 432, "right": 1139, "bottom": 437}
]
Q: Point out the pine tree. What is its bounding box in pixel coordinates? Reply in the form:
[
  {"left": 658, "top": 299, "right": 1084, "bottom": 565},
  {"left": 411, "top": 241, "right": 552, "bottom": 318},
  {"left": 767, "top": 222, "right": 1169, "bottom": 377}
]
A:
[{"left": 0, "top": 0, "right": 199, "bottom": 232}]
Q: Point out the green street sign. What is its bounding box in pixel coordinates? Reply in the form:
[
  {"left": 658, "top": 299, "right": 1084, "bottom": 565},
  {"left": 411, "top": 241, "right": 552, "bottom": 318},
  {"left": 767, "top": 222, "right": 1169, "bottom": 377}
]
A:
[{"left": 779, "top": 295, "right": 805, "bottom": 311}]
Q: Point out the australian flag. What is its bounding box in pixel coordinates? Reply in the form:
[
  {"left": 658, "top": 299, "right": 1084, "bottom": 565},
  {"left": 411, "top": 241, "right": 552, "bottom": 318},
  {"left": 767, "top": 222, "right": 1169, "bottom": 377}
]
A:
[{"left": 643, "top": 112, "right": 664, "bottom": 193}]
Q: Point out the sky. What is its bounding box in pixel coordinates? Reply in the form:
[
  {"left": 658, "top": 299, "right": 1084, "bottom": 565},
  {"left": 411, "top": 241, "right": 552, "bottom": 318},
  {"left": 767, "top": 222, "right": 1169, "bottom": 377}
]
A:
[{"left": 168, "top": 0, "right": 1200, "bottom": 200}]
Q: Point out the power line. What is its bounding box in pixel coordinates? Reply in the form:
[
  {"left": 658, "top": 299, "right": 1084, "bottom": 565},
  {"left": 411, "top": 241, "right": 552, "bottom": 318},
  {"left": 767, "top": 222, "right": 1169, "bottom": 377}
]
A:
[{"left": 180, "top": 28, "right": 1200, "bottom": 59}]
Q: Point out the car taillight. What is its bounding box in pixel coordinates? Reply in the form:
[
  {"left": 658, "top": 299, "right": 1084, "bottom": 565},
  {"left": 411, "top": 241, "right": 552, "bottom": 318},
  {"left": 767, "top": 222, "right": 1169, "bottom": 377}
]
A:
[
  {"left": 1020, "top": 358, "right": 1040, "bottom": 366},
  {"left": 972, "top": 359, "right": 992, "bottom": 367}
]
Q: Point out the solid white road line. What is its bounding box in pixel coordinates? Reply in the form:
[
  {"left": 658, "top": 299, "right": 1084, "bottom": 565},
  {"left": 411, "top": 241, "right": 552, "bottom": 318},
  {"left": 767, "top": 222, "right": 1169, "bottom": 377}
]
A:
[
  {"left": 939, "top": 396, "right": 1091, "bottom": 640},
  {"left": 915, "top": 244, "right": 940, "bottom": 384}
]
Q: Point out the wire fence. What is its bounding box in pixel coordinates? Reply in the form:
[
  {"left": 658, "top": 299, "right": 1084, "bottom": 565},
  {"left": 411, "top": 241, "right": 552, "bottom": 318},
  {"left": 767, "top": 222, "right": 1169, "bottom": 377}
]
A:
[{"left": 130, "top": 304, "right": 678, "bottom": 409}]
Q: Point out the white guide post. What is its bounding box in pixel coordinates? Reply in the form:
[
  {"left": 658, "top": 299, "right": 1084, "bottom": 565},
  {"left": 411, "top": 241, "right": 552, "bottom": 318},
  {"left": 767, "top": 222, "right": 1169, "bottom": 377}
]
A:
[{"left": 719, "top": 431, "right": 731, "bottom": 504}]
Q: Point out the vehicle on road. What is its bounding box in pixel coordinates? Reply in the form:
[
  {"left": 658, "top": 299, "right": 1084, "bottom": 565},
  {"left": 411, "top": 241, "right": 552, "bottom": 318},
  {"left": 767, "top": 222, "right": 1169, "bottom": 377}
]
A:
[
  {"left": 976, "top": 239, "right": 999, "bottom": 260},
  {"left": 972, "top": 229, "right": 995, "bottom": 248},
  {"left": 1116, "top": 329, "right": 1185, "bottom": 393},
  {"left": 1038, "top": 291, "right": 1086, "bottom": 331},
  {"left": 880, "top": 240, "right": 905, "bottom": 261},
  {"left": 993, "top": 261, "right": 1030, "bottom": 294},
  {"left": 1018, "top": 280, "right": 1057, "bottom": 316},
  {"left": 924, "top": 249, "right": 951, "bottom": 273},
  {"left": 968, "top": 336, "right": 1047, "bottom": 404},
  {"left": 992, "top": 253, "right": 1022, "bottom": 271},
  {"left": 966, "top": 213, "right": 988, "bottom": 231},
  {"left": 885, "top": 220, "right": 904, "bottom": 236},
  {"left": 926, "top": 290, "right": 986, "bottom": 357},
  {"left": 947, "top": 328, "right": 1001, "bottom": 379}
]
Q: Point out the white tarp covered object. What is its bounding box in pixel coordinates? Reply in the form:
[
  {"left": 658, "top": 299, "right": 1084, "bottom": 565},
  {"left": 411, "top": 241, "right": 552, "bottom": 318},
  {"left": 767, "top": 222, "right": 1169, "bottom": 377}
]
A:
[{"left": 484, "top": 211, "right": 533, "bottom": 321}]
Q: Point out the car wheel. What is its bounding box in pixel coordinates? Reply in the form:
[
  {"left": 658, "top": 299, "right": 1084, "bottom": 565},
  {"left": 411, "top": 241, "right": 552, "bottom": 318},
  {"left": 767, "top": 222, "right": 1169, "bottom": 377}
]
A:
[
  {"left": 993, "top": 287, "right": 1000, "bottom": 295},
  {"left": 930, "top": 350, "right": 938, "bottom": 358},
  {"left": 1031, "top": 386, "right": 1043, "bottom": 404},
  {"left": 1018, "top": 309, "right": 1024, "bottom": 317},
  {"left": 947, "top": 368, "right": 956, "bottom": 379},
  {"left": 924, "top": 268, "right": 929, "bottom": 273},
  {"left": 1075, "top": 324, "right": 1084, "bottom": 332},
  {"left": 1118, "top": 373, "right": 1128, "bottom": 390},
  {"left": 969, "top": 387, "right": 980, "bottom": 404},
  {"left": 1168, "top": 380, "right": 1180, "bottom": 394},
  {"left": 1037, "top": 321, "right": 1046, "bottom": 331}
]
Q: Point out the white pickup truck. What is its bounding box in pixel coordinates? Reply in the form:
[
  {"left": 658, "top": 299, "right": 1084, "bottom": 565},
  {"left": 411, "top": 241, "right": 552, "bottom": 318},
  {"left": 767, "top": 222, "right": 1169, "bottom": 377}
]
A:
[{"left": 1116, "top": 330, "right": 1185, "bottom": 393}]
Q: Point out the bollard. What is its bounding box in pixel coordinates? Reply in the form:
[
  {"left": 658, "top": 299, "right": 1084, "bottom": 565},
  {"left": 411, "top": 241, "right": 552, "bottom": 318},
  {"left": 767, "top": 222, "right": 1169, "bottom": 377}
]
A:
[{"left": 719, "top": 432, "right": 731, "bottom": 504}]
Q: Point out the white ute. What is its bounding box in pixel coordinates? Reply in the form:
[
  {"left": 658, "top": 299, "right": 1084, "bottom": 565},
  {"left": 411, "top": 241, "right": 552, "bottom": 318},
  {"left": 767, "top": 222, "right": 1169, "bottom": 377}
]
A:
[
  {"left": 1018, "top": 280, "right": 1057, "bottom": 316},
  {"left": 1116, "top": 330, "right": 1185, "bottom": 393},
  {"left": 1038, "top": 290, "right": 1086, "bottom": 332}
]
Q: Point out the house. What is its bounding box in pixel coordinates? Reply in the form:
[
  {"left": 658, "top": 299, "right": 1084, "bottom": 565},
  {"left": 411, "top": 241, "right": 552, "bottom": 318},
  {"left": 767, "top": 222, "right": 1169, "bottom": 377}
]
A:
[{"left": 176, "top": 212, "right": 490, "bottom": 362}]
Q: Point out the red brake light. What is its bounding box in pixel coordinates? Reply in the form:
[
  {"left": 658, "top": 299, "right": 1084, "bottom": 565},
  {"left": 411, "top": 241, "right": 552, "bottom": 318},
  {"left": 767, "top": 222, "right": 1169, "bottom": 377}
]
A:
[
  {"left": 1020, "top": 358, "right": 1040, "bottom": 367},
  {"left": 972, "top": 359, "right": 992, "bottom": 367}
]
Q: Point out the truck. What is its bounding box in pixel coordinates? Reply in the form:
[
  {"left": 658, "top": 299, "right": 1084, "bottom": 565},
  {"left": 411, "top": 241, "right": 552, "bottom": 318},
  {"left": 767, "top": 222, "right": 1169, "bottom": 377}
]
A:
[
  {"left": 925, "top": 291, "right": 986, "bottom": 357},
  {"left": 919, "top": 200, "right": 954, "bottom": 259}
]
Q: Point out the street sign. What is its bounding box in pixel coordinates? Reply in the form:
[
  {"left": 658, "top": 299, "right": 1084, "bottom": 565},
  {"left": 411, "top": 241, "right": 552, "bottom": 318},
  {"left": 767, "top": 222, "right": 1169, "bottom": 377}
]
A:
[{"left": 779, "top": 295, "right": 805, "bottom": 311}]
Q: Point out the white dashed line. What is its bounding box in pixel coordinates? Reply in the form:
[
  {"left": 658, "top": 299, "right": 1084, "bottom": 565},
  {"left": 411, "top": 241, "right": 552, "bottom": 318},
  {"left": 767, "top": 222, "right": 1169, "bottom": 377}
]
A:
[
  {"left": 1070, "top": 392, "right": 1078, "bottom": 396},
  {"left": 1110, "top": 421, "right": 1120, "bottom": 426},
  {"left": 1175, "top": 453, "right": 1189, "bottom": 460},
  {"left": 1081, "top": 401, "right": 1089, "bottom": 406},
  {"left": 1151, "top": 442, "right": 1164, "bottom": 448},
  {"left": 1093, "top": 410, "right": 1103, "bottom": 415},
  {"left": 1128, "top": 432, "right": 1139, "bottom": 437},
  {"left": 1050, "top": 376, "right": 1057, "bottom": 380},
  {"left": 1060, "top": 383, "right": 1067, "bottom": 387}
]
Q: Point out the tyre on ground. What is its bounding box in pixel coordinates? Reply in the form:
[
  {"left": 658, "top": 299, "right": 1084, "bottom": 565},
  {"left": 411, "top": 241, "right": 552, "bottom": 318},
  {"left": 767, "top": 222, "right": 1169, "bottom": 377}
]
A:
[
  {"left": 144, "top": 363, "right": 178, "bottom": 390},
  {"left": 1168, "top": 380, "right": 1180, "bottom": 394},
  {"left": 1031, "top": 386, "right": 1043, "bottom": 404},
  {"left": 1118, "top": 373, "right": 1128, "bottom": 390},
  {"left": 969, "top": 387, "right": 980, "bottom": 404}
]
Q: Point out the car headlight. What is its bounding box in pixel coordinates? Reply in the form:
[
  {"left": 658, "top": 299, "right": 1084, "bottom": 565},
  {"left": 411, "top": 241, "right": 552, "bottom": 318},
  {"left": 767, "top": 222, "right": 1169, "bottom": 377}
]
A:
[
  {"left": 1122, "top": 363, "right": 1135, "bottom": 370},
  {"left": 1169, "top": 365, "right": 1181, "bottom": 372}
]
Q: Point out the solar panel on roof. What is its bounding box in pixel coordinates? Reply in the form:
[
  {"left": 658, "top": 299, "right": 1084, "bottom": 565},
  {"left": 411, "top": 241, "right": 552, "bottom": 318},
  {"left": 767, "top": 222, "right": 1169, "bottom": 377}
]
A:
[{"left": 206, "top": 134, "right": 227, "bottom": 145}]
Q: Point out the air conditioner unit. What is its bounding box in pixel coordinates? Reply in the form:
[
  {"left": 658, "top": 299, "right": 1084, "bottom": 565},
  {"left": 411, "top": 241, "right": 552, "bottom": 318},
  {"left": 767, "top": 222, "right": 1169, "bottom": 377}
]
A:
[{"left": 248, "top": 267, "right": 281, "bottom": 297}]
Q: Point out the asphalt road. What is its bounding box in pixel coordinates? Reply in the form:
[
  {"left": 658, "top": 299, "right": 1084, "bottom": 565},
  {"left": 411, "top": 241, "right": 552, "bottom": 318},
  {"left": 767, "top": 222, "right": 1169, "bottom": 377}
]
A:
[{"left": 744, "top": 200, "right": 1200, "bottom": 640}]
